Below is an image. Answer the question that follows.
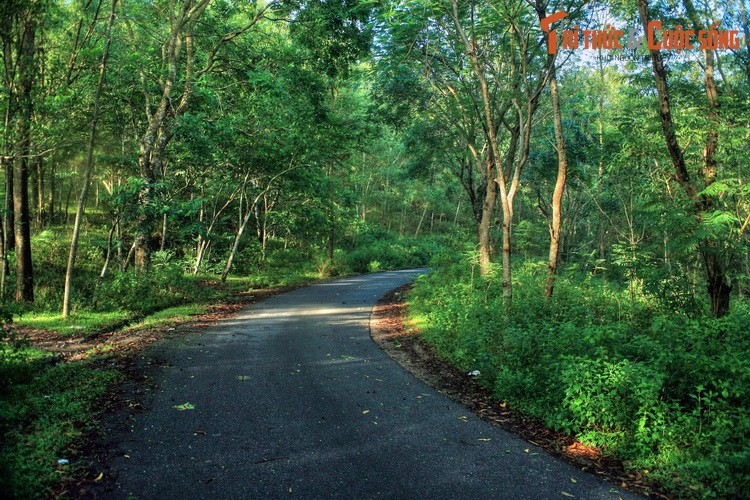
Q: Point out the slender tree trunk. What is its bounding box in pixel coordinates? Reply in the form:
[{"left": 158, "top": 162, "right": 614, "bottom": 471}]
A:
[
  {"left": 0, "top": 204, "right": 5, "bottom": 298},
  {"left": 222, "top": 208, "right": 252, "bottom": 283},
  {"left": 122, "top": 237, "right": 137, "bottom": 272},
  {"left": 477, "top": 162, "right": 498, "bottom": 275},
  {"left": 35, "top": 157, "right": 43, "bottom": 225},
  {"left": 159, "top": 212, "right": 167, "bottom": 251},
  {"left": 596, "top": 52, "right": 606, "bottom": 260},
  {"left": 545, "top": 64, "right": 568, "bottom": 297},
  {"left": 221, "top": 174, "right": 287, "bottom": 282},
  {"left": 62, "top": 0, "right": 116, "bottom": 317},
  {"left": 740, "top": 0, "right": 750, "bottom": 86},
  {"left": 47, "top": 160, "right": 54, "bottom": 223},
  {"left": 327, "top": 224, "right": 335, "bottom": 264},
  {"left": 639, "top": 0, "right": 732, "bottom": 316},
  {"left": 4, "top": 163, "right": 14, "bottom": 251},
  {"left": 95, "top": 215, "right": 118, "bottom": 301},
  {"left": 2, "top": 51, "right": 15, "bottom": 255},
  {"left": 414, "top": 203, "right": 428, "bottom": 237},
  {"left": 194, "top": 240, "right": 208, "bottom": 275}
]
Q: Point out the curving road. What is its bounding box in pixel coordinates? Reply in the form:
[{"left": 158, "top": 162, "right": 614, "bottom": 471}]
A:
[{"left": 101, "top": 270, "right": 636, "bottom": 499}]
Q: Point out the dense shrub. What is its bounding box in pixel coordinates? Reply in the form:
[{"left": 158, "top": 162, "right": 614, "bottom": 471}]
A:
[
  {"left": 343, "top": 228, "right": 437, "bottom": 273},
  {"left": 410, "top": 252, "right": 750, "bottom": 498},
  {"left": 94, "top": 251, "right": 195, "bottom": 315}
]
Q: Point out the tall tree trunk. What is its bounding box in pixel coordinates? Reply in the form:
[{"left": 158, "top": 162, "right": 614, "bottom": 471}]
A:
[
  {"left": 477, "top": 161, "right": 498, "bottom": 275},
  {"left": 596, "top": 51, "right": 606, "bottom": 260},
  {"left": 47, "top": 160, "right": 54, "bottom": 223},
  {"left": 222, "top": 207, "right": 252, "bottom": 283},
  {"left": 638, "top": 0, "right": 732, "bottom": 316},
  {"left": 545, "top": 64, "right": 568, "bottom": 297},
  {"left": 132, "top": 0, "right": 215, "bottom": 269},
  {"left": 35, "top": 157, "right": 43, "bottom": 225},
  {"left": 62, "top": 0, "right": 116, "bottom": 317},
  {"left": 0, "top": 203, "right": 5, "bottom": 298},
  {"left": 13, "top": 7, "right": 35, "bottom": 303},
  {"left": 221, "top": 170, "right": 290, "bottom": 282},
  {"left": 159, "top": 212, "right": 167, "bottom": 251},
  {"left": 2, "top": 20, "right": 16, "bottom": 254},
  {"left": 414, "top": 203, "right": 428, "bottom": 237},
  {"left": 4, "top": 163, "right": 14, "bottom": 251},
  {"left": 94, "top": 215, "right": 118, "bottom": 304},
  {"left": 30, "top": 157, "right": 38, "bottom": 224},
  {"left": 327, "top": 224, "right": 335, "bottom": 264},
  {"left": 739, "top": 0, "right": 750, "bottom": 86}
]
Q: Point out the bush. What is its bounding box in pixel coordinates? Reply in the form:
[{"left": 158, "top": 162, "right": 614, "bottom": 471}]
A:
[
  {"left": 94, "top": 251, "right": 194, "bottom": 315},
  {"left": 410, "top": 254, "right": 750, "bottom": 498},
  {"left": 343, "top": 229, "right": 437, "bottom": 273}
]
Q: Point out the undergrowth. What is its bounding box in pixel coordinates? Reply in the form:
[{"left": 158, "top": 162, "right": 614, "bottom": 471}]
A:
[
  {"left": 409, "top": 252, "right": 750, "bottom": 498},
  {"left": 0, "top": 339, "right": 122, "bottom": 498},
  {"left": 2, "top": 224, "right": 438, "bottom": 497}
]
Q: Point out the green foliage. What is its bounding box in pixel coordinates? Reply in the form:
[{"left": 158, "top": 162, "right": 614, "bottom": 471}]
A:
[
  {"left": 94, "top": 251, "right": 195, "bottom": 315},
  {"left": 411, "top": 254, "right": 750, "bottom": 498},
  {"left": 343, "top": 227, "right": 436, "bottom": 273},
  {"left": 0, "top": 343, "right": 122, "bottom": 497}
]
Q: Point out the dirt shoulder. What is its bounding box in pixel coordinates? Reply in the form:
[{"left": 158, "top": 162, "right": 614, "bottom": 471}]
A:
[{"left": 370, "top": 284, "right": 667, "bottom": 499}]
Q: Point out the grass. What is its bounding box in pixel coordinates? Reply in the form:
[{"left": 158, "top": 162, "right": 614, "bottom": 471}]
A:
[
  {"left": 14, "top": 311, "right": 136, "bottom": 337},
  {"left": 124, "top": 303, "right": 210, "bottom": 330},
  {"left": 0, "top": 342, "right": 122, "bottom": 498}
]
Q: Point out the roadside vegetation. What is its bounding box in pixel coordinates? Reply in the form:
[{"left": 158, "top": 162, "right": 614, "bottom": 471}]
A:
[
  {"left": 410, "top": 249, "right": 750, "bottom": 498},
  {"left": 0, "top": 225, "right": 436, "bottom": 496}
]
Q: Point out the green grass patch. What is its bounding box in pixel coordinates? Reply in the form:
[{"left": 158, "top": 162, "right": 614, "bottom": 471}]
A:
[
  {"left": 0, "top": 343, "right": 122, "bottom": 498},
  {"left": 125, "top": 304, "right": 210, "bottom": 331},
  {"left": 15, "top": 311, "right": 135, "bottom": 337}
]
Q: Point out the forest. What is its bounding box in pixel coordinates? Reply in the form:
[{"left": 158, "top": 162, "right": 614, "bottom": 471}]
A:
[{"left": 0, "top": 0, "right": 748, "bottom": 497}]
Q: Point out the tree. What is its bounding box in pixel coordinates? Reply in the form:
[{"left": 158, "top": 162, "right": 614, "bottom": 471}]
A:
[
  {"left": 62, "top": 0, "right": 117, "bottom": 317},
  {"left": 637, "top": 0, "right": 734, "bottom": 316}
]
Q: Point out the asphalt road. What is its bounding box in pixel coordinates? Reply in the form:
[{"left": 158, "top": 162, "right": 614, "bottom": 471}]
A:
[{"left": 103, "top": 270, "right": 636, "bottom": 499}]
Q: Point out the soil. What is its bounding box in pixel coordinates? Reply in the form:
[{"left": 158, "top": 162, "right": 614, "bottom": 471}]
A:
[{"left": 370, "top": 283, "right": 669, "bottom": 499}]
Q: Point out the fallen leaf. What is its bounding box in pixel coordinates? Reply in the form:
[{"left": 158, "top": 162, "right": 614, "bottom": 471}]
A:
[
  {"left": 95, "top": 472, "right": 103, "bottom": 481},
  {"left": 562, "top": 492, "right": 575, "bottom": 497},
  {"left": 524, "top": 449, "right": 530, "bottom": 453},
  {"left": 478, "top": 438, "right": 491, "bottom": 442},
  {"left": 571, "top": 478, "right": 577, "bottom": 483},
  {"left": 174, "top": 402, "right": 195, "bottom": 411},
  {"left": 236, "top": 375, "right": 250, "bottom": 381},
  {"left": 362, "top": 410, "right": 370, "bottom": 414}
]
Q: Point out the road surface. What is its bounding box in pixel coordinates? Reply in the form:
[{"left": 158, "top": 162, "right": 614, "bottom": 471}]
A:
[{"left": 101, "top": 270, "right": 635, "bottom": 499}]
